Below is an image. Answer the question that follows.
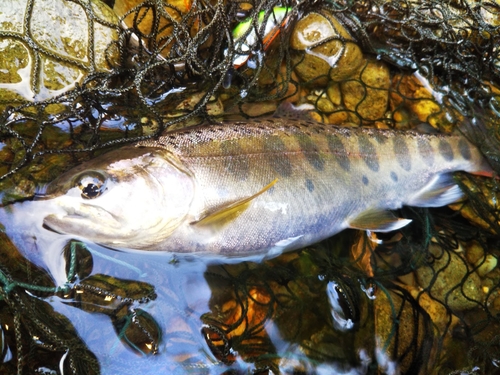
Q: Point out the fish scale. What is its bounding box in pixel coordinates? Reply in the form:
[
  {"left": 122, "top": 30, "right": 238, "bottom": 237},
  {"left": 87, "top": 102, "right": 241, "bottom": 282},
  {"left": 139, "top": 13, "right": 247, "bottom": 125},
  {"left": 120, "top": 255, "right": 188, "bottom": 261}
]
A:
[{"left": 40, "top": 117, "right": 491, "bottom": 257}]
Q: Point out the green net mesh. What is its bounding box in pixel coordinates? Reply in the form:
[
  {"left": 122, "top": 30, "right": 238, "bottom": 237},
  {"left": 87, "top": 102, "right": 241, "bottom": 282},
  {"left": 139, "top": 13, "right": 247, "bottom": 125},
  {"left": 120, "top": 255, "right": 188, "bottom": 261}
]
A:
[{"left": 0, "top": 0, "right": 499, "bottom": 374}]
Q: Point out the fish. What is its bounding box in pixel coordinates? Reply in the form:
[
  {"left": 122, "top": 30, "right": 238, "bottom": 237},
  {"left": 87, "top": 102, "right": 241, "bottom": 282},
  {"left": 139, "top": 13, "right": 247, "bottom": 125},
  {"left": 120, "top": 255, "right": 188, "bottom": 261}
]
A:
[{"left": 38, "top": 115, "right": 492, "bottom": 257}]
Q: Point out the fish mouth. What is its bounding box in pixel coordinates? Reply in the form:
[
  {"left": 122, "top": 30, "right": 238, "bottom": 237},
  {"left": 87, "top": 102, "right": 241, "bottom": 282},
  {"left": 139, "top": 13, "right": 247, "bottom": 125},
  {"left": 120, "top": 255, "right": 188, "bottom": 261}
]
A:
[{"left": 43, "top": 202, "right": 121, "bottom": 236}]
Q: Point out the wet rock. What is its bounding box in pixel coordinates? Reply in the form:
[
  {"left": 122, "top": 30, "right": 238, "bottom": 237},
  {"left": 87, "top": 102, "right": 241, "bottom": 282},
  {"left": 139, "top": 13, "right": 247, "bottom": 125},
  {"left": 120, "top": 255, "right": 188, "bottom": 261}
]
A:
[
  {"left": 240, "top": 101, "right": 278, "bottom": 117},
  {"left": 404, "top": 285, "right": 459, "bottom": 338},
  {"left": 0, "top": 0, "right": 120, "bottom": 106},
  {"left": 340, "top": 58, "right": 390, "bottom": 123},
  {"left": 389, "top": 73, "right": 457, "bottom": 132},
  {"left": 290, "top": 11, "right": 365, "bottom": 85},
  {"left": 465, "top": 240, "right": 485, "bottom": 266},
  {"left": 327, "top": 110, "right": 351, "bottom": 125},
  {"left": 201, "top": 324, "right": 236, "bottom": 364},
  {"left": 62, "top": 274, "right": 156, "bottom": 319},
  {"left": 374, "top": 286, "right": 434, "bottom": 374},
  {"left": 270, "top": 66, "right": 301, "bottom": 103},
  {"left": 479, "top": 2, "right": 500, "bottom": 27},
  {"left": 114, "top": 0, "right": 194, "bottom": 58},
  {"left": 113, "top": 308, "right": 161, "bottom": 356},
  {"left": 475, "top": 254, "right": 498, "bottom": 277},
  {"left": 490, "top": 292, "right": 500, "bottom": 314},
  {"left": 391, "top": 106, "right": 413, "bottom": 130},
  {"left": 174, "top": 92, "right": 224, "bottom": 117},
  {"left": 306, "top": 90, "right": 335, "bottom": 114},
  {"left": 327, "top": 82, "right": 342, "bottom": 106},
  {"left": 449, "top": 174, "right": 500, "bottom": 235},
  {"left": 316, "top": 97, "right": 335, "bottom": 113},
  {"left": 415, "top": 242, "right": 484, "bottom": 311},
  {"left": 0, "top": 142, "right": 14, "bottom": 176}
]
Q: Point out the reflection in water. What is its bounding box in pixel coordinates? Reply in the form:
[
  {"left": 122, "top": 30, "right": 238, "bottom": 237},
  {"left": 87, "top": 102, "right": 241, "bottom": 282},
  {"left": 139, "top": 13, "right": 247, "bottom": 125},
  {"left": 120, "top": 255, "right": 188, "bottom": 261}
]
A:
[{"left": 0, "top": 200, "right": 441, "bottom": 374}]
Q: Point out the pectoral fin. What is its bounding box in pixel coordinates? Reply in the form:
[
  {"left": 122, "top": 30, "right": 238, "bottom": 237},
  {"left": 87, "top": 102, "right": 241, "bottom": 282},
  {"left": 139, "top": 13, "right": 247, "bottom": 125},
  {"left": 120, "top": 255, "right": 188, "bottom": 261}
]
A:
[
  {"left": 191, "top": 178, "right": 278, "bottom": 227},
  {"left": 348, "top": 209, "right": 412, "bottom": 232}
]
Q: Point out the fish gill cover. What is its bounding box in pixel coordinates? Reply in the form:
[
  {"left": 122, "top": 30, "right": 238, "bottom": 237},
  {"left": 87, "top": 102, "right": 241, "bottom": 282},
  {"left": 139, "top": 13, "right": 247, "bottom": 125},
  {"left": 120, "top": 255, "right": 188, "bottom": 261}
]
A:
[{"left": 0, "top": 0, "right": 499, "bottom": 374}]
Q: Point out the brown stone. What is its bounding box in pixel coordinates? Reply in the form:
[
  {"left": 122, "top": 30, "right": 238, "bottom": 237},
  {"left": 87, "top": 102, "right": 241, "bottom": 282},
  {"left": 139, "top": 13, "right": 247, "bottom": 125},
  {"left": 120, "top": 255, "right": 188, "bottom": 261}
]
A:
[
  {"left": 389, "top": 73, "right": 458, "bottom": 132},
  {"left": 340, "top": 59, "right": 390, "bottom": 121},
  {"left": 114, "top": 0, "right": 192, "bottom": 57},
  {"left": 416, "top": 242, "right": 484, "bottom": 311},
  {"left": 290, "top": 11, "right": 365, "bottom": 85},
  {"left": 0, "top": 0, "right": 120, "bottom": 105}
]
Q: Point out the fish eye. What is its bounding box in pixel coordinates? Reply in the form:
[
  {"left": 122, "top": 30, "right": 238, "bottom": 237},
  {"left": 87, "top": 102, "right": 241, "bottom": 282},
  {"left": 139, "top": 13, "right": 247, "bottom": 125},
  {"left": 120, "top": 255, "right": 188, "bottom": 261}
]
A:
[{"left": 76, "top": 172, "right": 107, "bottom": 199}]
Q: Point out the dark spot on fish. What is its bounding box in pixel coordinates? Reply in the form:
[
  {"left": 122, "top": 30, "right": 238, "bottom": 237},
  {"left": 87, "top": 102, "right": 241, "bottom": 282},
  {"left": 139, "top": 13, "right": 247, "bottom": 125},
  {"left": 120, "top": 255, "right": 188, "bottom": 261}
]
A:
[
  {"left": 341, "top": 128, "right": 352, "bottom": 138},
  {"left": 390, "top": 171, "right": 398, "bottom": 182},
  {"left": 458, "top": 138, "right": 472, "bottom": 160},
  {"left": 220, "top": 140, "right": 249, "bottom": 180},
  {"left": 305, "top": 179, "right": 314, "bottom": 192},
  {"left": 263, "top": 136, "right": 293, "bottom": 177},
  {"left": 439, "top": 139, "right": 454, "bottom": 161},
  {"left": 326, "top": 134, "right": 350, "bottom": 171},
  {"left": 295, "top": 134, "right": 325, "bottom": 171},
  {"left": 374, "top": 133, "right": 387, "bottom": 144},
  {"left": 393, "top": 137, "right": 411, "bottom": 171},
  {"left": 417, "top": 138, "right": 434, "bottom": 166},
  {"left": 362, "top": 175, "right": 369, "bottom": 185},
  {"left": 358, "top": 135, "right": 379, "bottom": 172}
]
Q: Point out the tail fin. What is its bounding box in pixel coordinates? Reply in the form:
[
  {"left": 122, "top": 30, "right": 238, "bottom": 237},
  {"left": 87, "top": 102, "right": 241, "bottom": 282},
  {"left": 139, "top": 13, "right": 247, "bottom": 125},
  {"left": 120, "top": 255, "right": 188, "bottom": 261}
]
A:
[{"left": 458, "top": 106, "right": 500, "bottom": 176}]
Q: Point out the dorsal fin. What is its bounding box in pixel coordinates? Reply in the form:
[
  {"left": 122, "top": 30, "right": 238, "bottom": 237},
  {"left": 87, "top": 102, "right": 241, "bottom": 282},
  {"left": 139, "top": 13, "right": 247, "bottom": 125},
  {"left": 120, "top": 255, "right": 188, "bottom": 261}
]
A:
[{"left": 191, "top": 178, "right": 278, "bottom": 227}]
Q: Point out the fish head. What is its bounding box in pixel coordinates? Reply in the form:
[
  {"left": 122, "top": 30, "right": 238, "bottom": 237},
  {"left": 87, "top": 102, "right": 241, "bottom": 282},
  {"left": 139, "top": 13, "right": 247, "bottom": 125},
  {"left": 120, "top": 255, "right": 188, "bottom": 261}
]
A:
[{"left": 40, "top": 146, "right": 195, "bottom": 249}]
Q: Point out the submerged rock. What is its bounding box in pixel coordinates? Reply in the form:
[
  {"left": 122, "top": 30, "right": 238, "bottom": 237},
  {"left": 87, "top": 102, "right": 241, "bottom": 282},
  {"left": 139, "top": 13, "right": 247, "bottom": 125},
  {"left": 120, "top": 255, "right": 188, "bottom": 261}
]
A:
[{"left": 416, "top": 242, "right": 484, "bottom": 311}]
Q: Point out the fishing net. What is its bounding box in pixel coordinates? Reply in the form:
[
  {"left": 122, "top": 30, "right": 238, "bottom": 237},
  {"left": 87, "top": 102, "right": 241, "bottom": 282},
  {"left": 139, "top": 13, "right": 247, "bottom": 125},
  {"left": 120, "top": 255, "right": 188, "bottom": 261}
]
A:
[{"left": 0, "top": 0, "right": 499, "bottom": 374}]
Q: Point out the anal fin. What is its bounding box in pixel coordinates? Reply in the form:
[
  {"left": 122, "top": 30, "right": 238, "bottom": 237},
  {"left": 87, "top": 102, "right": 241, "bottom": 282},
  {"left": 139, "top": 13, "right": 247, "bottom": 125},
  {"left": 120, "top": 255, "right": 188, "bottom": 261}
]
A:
[
  {"left": 191, "top": 178, "right": 278, "bottom": 227},
  {"left": 407, "top": 173, "right": 464, "bottom": 207},
  {"left": 348, "top": 209, "right": 412, "bottom": 233}
]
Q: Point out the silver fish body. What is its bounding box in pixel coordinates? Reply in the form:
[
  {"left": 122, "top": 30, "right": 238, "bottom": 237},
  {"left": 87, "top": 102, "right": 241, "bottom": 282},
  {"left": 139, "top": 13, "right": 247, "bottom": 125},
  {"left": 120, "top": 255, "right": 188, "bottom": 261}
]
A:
[{"left": 41, "top": 118, "right": 489, "bottom": 257}]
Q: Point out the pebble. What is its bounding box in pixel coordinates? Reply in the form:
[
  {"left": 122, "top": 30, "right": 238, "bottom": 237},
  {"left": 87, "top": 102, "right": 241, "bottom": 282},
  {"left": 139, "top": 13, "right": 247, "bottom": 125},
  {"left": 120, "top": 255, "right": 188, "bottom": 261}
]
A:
[
  {"left": 340, "top": 59, "right": 390, "bottom": 122},
  {"left": 475, "top": 254, "right": 498, "bottom": 277},
  {"left": 415, "top": 243, "right": 484, "bottom": 311},
  {"left": 327, "top": 82, "right": 342, "bottom": 106},
  {"left": 290, "top": 11, "right": 365, "bottom": 85}
]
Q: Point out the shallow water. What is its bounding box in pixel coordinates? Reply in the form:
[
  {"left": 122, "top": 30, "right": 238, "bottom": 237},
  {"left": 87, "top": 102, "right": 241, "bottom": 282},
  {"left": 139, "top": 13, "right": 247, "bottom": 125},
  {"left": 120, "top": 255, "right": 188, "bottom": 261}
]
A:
[
  {"left": 0, "top": 143, "right": 499, "bottom": 374},
  {"left": 1, "top": 202, "right": 386, "bottom": 374}
]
